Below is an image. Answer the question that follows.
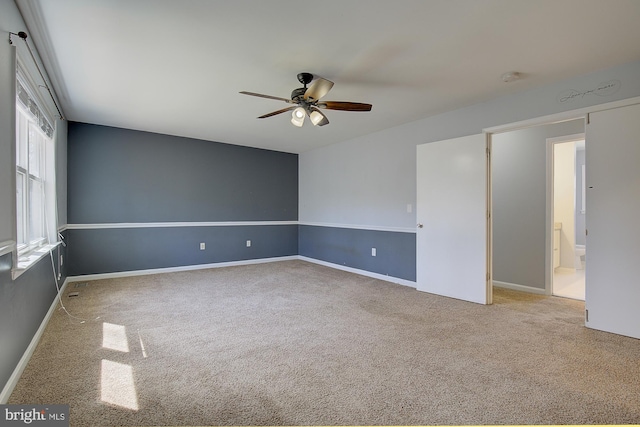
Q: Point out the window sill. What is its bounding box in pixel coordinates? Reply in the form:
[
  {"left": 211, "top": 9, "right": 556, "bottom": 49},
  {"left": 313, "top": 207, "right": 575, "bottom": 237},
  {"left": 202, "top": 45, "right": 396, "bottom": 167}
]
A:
[
  {"left": 0, "top": 240, "right": 15, "bottom": 257},
  {"left": 12, "top": 242, "right": 61, "bottom": 280}
]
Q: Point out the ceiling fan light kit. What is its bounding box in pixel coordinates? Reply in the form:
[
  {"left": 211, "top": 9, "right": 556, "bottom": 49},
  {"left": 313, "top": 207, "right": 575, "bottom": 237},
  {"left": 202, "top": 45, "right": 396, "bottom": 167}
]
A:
[{"left": 240, "top": 72, "right": 372, "bottom": 127}]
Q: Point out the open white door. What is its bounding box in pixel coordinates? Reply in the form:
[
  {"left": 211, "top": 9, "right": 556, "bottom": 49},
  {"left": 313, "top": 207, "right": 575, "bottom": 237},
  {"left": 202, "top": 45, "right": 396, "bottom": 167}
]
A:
[
  {"left": 585, "top": 103, "right": 640, "bottom": 339},
  {"left": 416, "top": 134, "right": 491, "bottom": 304}
]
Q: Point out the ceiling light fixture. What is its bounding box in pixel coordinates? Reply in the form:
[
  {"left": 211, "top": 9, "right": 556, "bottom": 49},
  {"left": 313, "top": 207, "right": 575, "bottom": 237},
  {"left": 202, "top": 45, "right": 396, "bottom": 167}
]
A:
[
  {"left": 291, "top": 107, "right": 306, "bottom": 127},
  {"left": 241, "top": 72, "right": 371, "bottom": 128},
  {"left": 309, "top": 109, "right": 324, "bottom": 126}
]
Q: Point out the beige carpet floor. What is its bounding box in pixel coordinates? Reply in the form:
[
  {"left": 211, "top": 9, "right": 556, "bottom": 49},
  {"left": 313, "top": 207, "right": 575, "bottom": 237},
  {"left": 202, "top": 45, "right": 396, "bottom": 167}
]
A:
[{"left": 9, "top": 260, "right": 640, "bottom": 426}]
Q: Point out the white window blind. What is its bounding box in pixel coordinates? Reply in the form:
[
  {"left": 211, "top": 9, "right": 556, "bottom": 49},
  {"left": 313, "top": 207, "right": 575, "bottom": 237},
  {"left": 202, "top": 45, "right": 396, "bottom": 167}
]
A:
[{"left": 15, "top": 65, "right": 58, "bottom": 267}]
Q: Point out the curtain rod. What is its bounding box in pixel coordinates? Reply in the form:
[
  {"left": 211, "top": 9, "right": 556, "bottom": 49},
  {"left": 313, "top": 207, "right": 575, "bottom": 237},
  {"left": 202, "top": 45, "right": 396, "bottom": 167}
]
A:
[{"left": 9, "top": 31, "right": 64, "bottom": 121}]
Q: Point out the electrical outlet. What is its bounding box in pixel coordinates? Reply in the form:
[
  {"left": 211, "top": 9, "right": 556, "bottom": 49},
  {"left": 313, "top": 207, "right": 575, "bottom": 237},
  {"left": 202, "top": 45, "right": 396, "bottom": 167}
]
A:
[
  {"left": 199, "top": 242, "right": 205, "bottom": 250},
  {"left": 246, "top": 240, "right": 251, "bottom": 247},
  {"left": 371, "top": 247, "right": 376, "bottom": 256},
  {"left": 407, "top": 204, "right": 412, "bottom": 213}
]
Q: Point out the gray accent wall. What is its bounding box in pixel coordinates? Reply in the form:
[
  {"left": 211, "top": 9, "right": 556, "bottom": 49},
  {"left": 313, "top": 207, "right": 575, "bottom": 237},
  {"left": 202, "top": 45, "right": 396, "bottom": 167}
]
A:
[
  {"left": 299, "top": 226, "right": 416, "bottom": 281},
  {"left": 66, "top": 122, "right": 298, "bottom": 275},
  {"left": 492, "top": 119, "right": 585, "bottom": 289},
  {"left": 67, "top": 225, "right": 297, "bottom": 276},
  {"left": 68, "top": 123, "right": 298, "bottom": 223},
  {"left": 56, "top": 120, "right": 68, "bottom": 226},
  {"left": 0, "top": 249, "right": 63, "bottom": 400}
]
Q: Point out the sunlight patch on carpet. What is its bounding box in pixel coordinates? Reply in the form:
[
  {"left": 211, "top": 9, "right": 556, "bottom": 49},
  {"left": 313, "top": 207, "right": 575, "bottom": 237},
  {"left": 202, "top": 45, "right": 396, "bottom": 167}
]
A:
[
  {"left": 100, "top": 359, "right": 139, "bottom": 411},
  {"left": 102, "top": 322, "right": 130, "bottom": 353}
]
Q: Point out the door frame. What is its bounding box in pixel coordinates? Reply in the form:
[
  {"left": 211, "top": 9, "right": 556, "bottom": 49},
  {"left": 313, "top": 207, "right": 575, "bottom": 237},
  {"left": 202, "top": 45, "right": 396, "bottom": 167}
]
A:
[
  {"left": 484, "top": 96, "right": 640, "bottom": 303},
  {"left": 546, "top": 133, "right": 585, "bottom": 297},
  {"left": 485, "top": 134, "right": 493, "bottom": 304}
]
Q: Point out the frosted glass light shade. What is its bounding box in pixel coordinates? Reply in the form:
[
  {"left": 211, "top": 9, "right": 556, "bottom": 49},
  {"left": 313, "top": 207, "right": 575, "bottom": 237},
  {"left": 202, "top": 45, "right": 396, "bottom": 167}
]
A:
[
  {"left": 291, "top": 107, "right": 305, "bottom": 127},
  {"left": 310, "top": 110, "right": 323, "bottom": 126}
]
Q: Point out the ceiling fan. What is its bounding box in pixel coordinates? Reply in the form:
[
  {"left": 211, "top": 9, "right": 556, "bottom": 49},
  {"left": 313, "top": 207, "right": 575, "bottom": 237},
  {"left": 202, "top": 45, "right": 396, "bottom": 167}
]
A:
[{"left": 240, "top": 72, "right": 372, "bottom": 127}]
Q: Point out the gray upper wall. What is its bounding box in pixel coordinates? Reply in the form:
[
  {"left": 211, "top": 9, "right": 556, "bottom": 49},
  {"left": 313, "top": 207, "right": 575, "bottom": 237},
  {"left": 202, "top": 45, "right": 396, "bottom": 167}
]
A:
[
  {"left": 56, "top": 120, "right": 68, "bottom": 227},
  {"left": 67, "top": 122, "right": 298, "bottom": 224},
  {"left": 300, "top": 60, "right": 640, "bottom": 230}
]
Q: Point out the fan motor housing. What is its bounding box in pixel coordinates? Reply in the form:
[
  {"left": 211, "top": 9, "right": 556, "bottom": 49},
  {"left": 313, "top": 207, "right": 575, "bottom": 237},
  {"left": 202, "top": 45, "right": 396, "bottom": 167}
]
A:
[{"left": 291, "top": 87, "right": 307, "bottom": 103}]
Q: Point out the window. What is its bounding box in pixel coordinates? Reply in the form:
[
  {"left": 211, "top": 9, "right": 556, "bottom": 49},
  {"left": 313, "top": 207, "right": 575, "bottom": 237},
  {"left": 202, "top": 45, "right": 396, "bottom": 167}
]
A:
[{"left": 14, "top": 66, "right": 57, "bottom": 269}]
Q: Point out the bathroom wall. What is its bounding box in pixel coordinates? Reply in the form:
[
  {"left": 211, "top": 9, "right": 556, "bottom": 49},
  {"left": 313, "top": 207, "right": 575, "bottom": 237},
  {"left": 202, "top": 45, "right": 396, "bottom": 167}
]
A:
[{"left": 554, "top": 141, "right": 576, "bottom": 268}]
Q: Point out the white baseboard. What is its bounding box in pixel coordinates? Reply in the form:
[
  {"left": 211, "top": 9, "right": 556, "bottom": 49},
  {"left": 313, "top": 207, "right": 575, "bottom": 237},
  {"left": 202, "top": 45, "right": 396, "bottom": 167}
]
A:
[
  {"left": 65, "top": 256, "right": 299, "bottom": 283},
  {"left": 0, "top": 278, "right": 70, "bottom": 404},
  {"left": 65, "top": 256, "right": 417, "bottom": 289},
  {"left": 493, "top": 280, "right": 547, "bottom": 295},
  {"left": 298, "top": 256, "right": 416, "bottom": 288}
]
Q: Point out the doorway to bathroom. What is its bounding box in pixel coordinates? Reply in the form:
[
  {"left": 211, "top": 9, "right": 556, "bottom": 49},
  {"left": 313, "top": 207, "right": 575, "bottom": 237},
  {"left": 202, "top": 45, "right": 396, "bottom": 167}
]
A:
[
  {"left": 549, "top": 134, "right": 586, "bottom": 300},
  {"left": 486, "top": 97, "right": 640, "bottom": 338}
]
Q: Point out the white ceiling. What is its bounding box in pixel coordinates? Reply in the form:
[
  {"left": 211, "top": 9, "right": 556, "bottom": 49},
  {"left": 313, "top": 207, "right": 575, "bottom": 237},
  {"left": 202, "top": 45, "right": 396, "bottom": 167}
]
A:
[{"left": 17, "top": 0, "right": 640, "bottom": 153}]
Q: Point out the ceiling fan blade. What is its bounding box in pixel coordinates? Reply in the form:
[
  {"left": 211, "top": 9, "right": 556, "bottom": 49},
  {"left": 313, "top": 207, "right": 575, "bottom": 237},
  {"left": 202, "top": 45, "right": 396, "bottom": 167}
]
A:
[
  {"left": 320, "top": 101, "right": 372, "bottom": 112},
  {"left": 257, "top": 106, "right": 296, "bottom": 119},
  {"left": 304, "top": 78, "right": 334, "bottom": 101},
  {"left": 239, "top": 91, "right": 292, "bottom": 103},
  {"left": 309, "top": 107, "right": 330, "bottom": 126}
]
